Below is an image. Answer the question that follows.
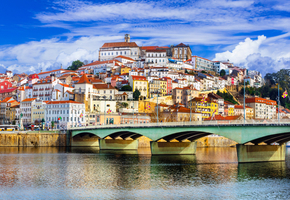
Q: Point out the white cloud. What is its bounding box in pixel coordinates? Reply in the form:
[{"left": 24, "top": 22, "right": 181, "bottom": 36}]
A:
[
  {"left": 0, "top": 35, "right": 115, "bottom": 74},
  {"left": 214, "top": 35, "right": 290, "bottom": 74},
  {"left": 214, "top": 35, "right": 266, "bottom": 63}
]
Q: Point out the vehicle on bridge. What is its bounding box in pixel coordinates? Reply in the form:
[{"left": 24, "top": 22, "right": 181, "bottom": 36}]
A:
[{"left": 0, "top": 125, "right": 19, "bottom": 131}]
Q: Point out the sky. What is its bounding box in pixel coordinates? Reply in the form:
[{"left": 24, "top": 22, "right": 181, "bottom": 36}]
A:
[{"left": 0, "top": 0, "right": 290, "bottom": 75}]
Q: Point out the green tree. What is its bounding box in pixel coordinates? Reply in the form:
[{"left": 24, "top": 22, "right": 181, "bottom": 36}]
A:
[
  {"left": 67, "top": 60, "right": 84, "bottom": 70},
  {"left": 120, "top": 102, "right": 129, "bottom": 108},
  {"left": 120, "top": 85, "right": 132, "bottom": 91},
  {"left": 133, "top": 89, "right": 141, "bottom": 100},
  {"left": 220, "top": 69, "right": 226, "bottom": 76},
  {"left": 51, "top": 121, "right": 55, "bottom": 129}
]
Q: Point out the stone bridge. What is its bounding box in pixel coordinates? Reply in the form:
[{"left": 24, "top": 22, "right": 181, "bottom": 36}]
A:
[{"left": 68, "top": 122, "right": 290, "bottom": 163}]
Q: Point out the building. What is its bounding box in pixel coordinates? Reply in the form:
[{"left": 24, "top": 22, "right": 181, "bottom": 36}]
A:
[
  {"left": 245, "top": 97, "right": 276, "bottom": 119},
  {"left": 162, "top": 106, "right": 202, "bottom": 122},
  {"left": 234, "top": 105, "right": 254, "bottom": 119},
  {"left": 32, "top": 75, "right": 61, "bottom": 101},
  {"left": 31, "top": 99, "right": 47, "bottom": 125},
  {"left": 0, "top": 88, "right": 17, "bottom": 101},
  {"left": 213, "top": 61, "right": 228, "bottom": 73},
  {"left": 172, "top": 85, "right": 199, "bottom": 107},
  {"left": 161, "top": 77, "right": 172, "bottom": 95},
  {"left": 189, "top": 97, "right": 219, "bottom": 119},
  {"left": 190, "top": 56, "right": 214, "bottom": 71},
  {"left": 99, "top": 34, "right": 140, "bottom": 61},
  {"left": 208, "top": 93, "right": 224, "bottom": 115},
  {"left": 0, "top": 97, "right": 15, "bottom": 124},
  {"left": 171, "top": 43, "right": 192, "bottom": 61},
  {"left": 224, "top": 101, "right": 235, "bottom": 116},
  {"left": 20, "top": 98, "right": 36, "bottom": 126},
  {"left": 45, "top": 100, "right": 86, "bottom": 129},
  {"left": 145, "top": 49, "right": 167, "bottom": 66},
  {"left": 149, "top": 78, "right": 167, "bottom": 98},
  {"left": 129, "top": 75, "right": 148, "bottom": 99}
]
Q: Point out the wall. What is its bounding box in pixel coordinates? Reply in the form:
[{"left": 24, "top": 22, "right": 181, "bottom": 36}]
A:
[{"left": 0, "top": 132, "right": 66, "bottom": 147}]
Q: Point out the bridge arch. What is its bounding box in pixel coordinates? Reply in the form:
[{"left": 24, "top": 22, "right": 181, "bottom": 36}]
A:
[{"left": 70, "top": 125, "right": 290, "bottom": 144}]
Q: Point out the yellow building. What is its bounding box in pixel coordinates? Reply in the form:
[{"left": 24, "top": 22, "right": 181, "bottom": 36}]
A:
[
  {"left": 189, "top": 97, "right": 218, "bottom": 119},
  {"left": 121, "top": 66, "right": 131, "bottom": 75},
  {"left": 31, "top": 99, "right": 47, "bottom": 125},
  {"left": 149, "top": 78, "right": 167, "bottom": 97},
  {"left": 130, "top": 75, "right": 149, "bottom": 99}
]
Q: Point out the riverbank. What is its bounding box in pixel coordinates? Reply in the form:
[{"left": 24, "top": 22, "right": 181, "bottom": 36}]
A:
[{"left": 0, "top": 132, "right": 66, "bottom": 147}]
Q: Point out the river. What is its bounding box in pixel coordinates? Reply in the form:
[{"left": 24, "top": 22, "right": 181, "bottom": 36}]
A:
[{"left": 0, "top": 147, "right": 289, "bottom": 199}]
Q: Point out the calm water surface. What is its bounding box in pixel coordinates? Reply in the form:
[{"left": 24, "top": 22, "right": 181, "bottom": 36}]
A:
[{"left": 0, "top": 147, "right": 290, "bottom": 199}]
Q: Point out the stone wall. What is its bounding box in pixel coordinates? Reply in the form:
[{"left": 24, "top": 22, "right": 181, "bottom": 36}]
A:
[{"left": 0, "top": 132, "right": 67, "bottom": 147}]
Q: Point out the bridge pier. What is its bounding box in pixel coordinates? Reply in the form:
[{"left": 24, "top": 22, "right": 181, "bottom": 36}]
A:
[
  {"left": 99, "top": 139, "right": 138, "bottom": 150},
  {"left": 236, "top": 144, "right": 286, "bottom": 163},
  {"left": 150, "top": 141, "right": 197, "bottom": 155}
]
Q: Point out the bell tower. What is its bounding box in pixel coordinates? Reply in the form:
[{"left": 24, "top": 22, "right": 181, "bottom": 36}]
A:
[{"left": 124, "top": 34, "right": 130, "bottom": 43}]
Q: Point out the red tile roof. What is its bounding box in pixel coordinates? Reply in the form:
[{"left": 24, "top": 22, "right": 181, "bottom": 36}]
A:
[
  {"left": 115, "top": 55, "right": 136, "bottom": 62},
  {"left": 22, "top": 98, "right": 37, "bottom": 102},
  {"left": 101, "top": 42, "right": 138, "bottom": 48},
  {"left": 0, "top": 88, "right": 17, "bottom": 94},
  {"left": 93, "top": 84, "right": 116, "bottom": 90},
  {"left": 46, "top": 100, "right": 83, "bottom": 105},
  {"left": 76, "top": 74, "right": 91, "bottom": 84},
  {"left": 245, "top": 97, "right": 276, "bottom": 105},
  {"left": 131, "top": 75, "right": 147, "bottom": 81}
]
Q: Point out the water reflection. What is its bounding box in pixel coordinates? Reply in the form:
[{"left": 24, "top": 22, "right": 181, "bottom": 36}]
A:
[{"left": 0, "top": 147, "right": 289, "bottom": 199}]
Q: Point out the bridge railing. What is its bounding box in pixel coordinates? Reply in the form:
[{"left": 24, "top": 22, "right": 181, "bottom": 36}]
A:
[{"left": 68, "top": 119, "right": 290, "bottom": 130}]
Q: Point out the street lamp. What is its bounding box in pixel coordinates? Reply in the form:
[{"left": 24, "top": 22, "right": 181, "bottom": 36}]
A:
[
  {"left": 277, "top": 83, "right": 280, "bottom": 123},
  {"left": 103, "top": 95, "right": 107, "bottom": 125},
  {"left": 243, "top": 80, "right": 246, "bottom": 124},
  {"left": 156, "top": 89, "right": 160, "bottom": 124}
]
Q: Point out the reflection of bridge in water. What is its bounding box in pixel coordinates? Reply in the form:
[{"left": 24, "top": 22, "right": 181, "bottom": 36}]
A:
[{"left": 68, "top": 121, "right": 290, "bottom": 163}]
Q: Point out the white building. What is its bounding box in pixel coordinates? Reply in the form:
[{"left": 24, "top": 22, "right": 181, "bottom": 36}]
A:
[
  {"left": 45, "top": 100, "right": 86, "bottom": 129},
  {"left": 99, "top": 34, "right": 140, "bottom": 61},
  {"left": 20, "top": 98, "right": 36, "bottom": 126},
  {"left": 190, "top": 56, "right": 214, "bottom": 71},
  {"left": 213, "top": 61, "right": 228, "bottom": 73}
]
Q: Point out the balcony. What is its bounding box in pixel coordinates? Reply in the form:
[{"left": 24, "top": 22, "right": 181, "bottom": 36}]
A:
[
  {"left": 33, "top": 95, "right": 38, "bottom": 97},
  {"left": 45, "top": 88, "right": 50, "bottom": 90},
  {"left": 39, "top": 94, "right": 44, "bottom": 97},
  {"left": 33, "top": 89, "right": 38, "bottom": 91},
  {"left": 39, "top": 88, "right": 44, "bottom": 91},
  {"left": 45, "top": 94, "right": 50, "bottom": 96}
]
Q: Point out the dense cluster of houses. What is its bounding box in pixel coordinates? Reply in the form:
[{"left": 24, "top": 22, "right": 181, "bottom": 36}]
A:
[{"left": 0, "top": 34, "right": 288, "bottom": 130}]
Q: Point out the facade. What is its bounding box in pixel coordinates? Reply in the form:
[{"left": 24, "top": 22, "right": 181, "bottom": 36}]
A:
[
  {"left": 31, "top": 99, "right": 47, "bottom": 125},
  {"left": 161, "top": 77, "right": 172, "bottom": 95},
  {"left": 20, "top": 98, "right": 36, "bottom": 126},
  {"left": 129, "top": 75, "right": 148, "bottom": 99},
  {"left": 149, "top": 79, "right": 167, "bottom": 98},
  {"left": 189, "top": 97, "right": 219, "bottom": 119},
  {"left": 172, "top": 86, "right": 199, "bottom": 107},
  {"left": 171, "top": 43, "right": 192, "bottom": 61},
  {"left": 245, "top": 97, "right": 276, "bottom": 119},
  {"left": 145, "top": 49, "right": 167, "bottom": 66},
  {"left": 99, "top": 35, "right": 140, "bottom": 61},
  {"left": 234, "top": 105, "right": 254, "bottom": 119},
  {"left": 190, "top": 56, "right": 214, "bottom": 71},
  {"left": 45, "top": 100, "right": 86, "bottom": 129},
  {"left": 208, "top": 93, "right": 224, "bottom": 115}
]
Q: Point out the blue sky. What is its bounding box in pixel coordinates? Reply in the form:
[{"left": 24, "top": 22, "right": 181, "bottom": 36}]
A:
[{"left": 0, "top": 0, "right": 290, "bottom": 75}]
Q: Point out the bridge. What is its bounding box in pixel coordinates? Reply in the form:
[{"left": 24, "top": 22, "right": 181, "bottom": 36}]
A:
[{"left": 68, "top": 120, "right": 290, "bottom": 163}]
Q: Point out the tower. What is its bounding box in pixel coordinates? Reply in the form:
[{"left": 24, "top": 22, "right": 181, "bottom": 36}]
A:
[{"left": 125, "top": 34, "right": 130, "bottom": 43}]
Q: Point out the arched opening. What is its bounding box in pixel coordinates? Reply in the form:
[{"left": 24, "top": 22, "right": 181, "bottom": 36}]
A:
[{"left": 72, "top": 132, "right": 100, "bottom": 147}]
